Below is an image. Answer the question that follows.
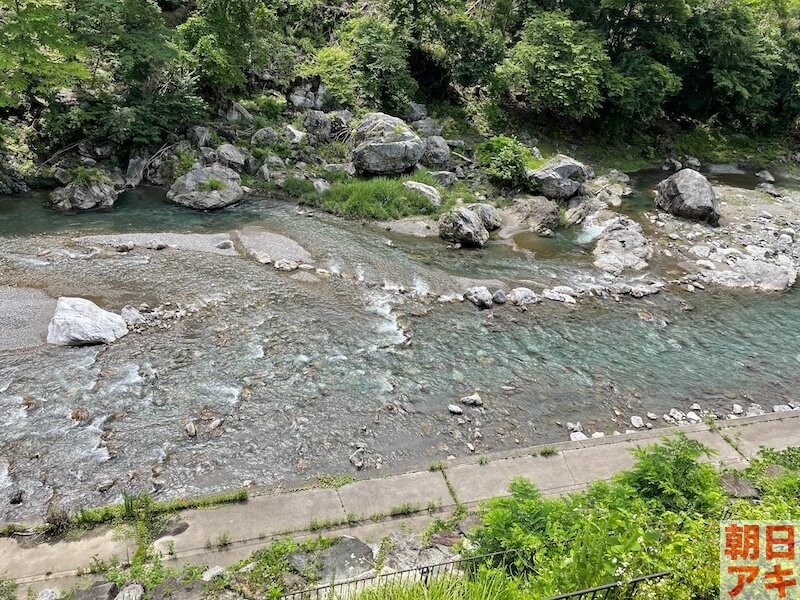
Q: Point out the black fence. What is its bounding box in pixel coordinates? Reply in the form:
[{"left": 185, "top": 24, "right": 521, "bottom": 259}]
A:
[
  {"left": 545, "top": 571, "right": 671, "bottom": 600},
  {"left": 279, "top": 549, "right": 670, "bottom": 600},
  {"left": 279, "top": 549, "right": 514, "bottom": 599}
]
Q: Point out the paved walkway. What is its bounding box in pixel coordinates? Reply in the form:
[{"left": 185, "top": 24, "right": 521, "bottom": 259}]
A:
[{"left": 3, "top": 411, "right": 799, "bottom": 597}]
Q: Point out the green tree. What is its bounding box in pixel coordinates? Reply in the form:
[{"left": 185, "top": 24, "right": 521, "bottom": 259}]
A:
[
  {"left": 495, "top": 11, "right": 611, "bottom": 120},
  {"left": 0, "top": 0, "right": 88, "bottom": 108}
]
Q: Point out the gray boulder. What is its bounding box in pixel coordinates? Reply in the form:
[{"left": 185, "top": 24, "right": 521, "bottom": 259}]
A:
[
  {"left": 402, "top": 181, "right": 441, "bottom": 207},
  {"left": 114, "top": 584, "right": 145, "bottom": 600},
  {"left": 428, "top": 171, "right": 456, "bottom": 187},
  {"left": 285, "top": 125, "right": 306, "bottom": 145},
  {"left": 47, "top": 297, "right": 129, "bottom": 346},
  {"left": 529, "top": 169, "right": 581, "bottom": 200},
  {"left": 422, "top": 136, "right": 451, "bottom": 168},
  {"left": 512, "top": 195, "right": 560, "bottom": 235},
  {"left": 592, "top": 216, "right": 653, "bottom": 274},
  {"left": 251, "top": 127, "right": 279, "bottom": 146},
  {"left": 50, "top": 180, "right": 118, "bottom": 211},
  {"left": 288, "top": 536, "right": 373, "bottom": 582},
  {"left": 542, "top": 154, "right": 594, "bottom": 181},
  {"left": 167, "top": 163, "right": 244, "bottom": 210},
  {"left": 468, "top": 203, "right": 502, "bottom": 231},
  {"left": 304, "top": 110, "right": 332, "bottom": 144},
  {"left": 655, "top": 169, "right": 719, "bottom": 224},
  {"left": 410, "top": 117, "right": 442, "bottom": 137},
  {"left": 70, "top": 582, "right": 119, "bottom": 600},
  {"left": 289, "top": 81, "right": 326, "bottom": 110},
  {"left": 216, "top": 144, "right": 247, "bottom": 172},
  {"left": 351, "top": 113, "right": 425, "bottom": 175},
  {"left": 125, "top": 156, "right": 147, "bottom": 188},
  {"left": 406, "top": 102, "right": 428, "bottom": 122},
  {"left": 438, "top": 207, "right": 489, "bottom": 247},
  {"left": 188, "top": 125, "right": 210, "bottom": 147}
]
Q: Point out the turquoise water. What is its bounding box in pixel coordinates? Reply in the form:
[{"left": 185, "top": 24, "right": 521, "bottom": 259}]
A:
[{"left": 0, "top": 178, "right": 798, "bottom": 520}]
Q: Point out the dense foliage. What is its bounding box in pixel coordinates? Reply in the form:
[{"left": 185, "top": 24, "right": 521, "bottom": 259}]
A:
[{"left": 1, "top": 0, "right": 799, "bottom": 160}]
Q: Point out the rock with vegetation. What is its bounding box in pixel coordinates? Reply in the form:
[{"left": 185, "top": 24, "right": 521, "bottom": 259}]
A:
[
  {"left": 351, "top": 113, "right": 425, "bottom": 175},
  {"left": 167, "top": 163, "right": 244, "bottom": 210},
  {"left": 592, "top": 216, "right": 653, "bottom": 274},
  {"left": 251, "top": 127, "right": 279, "bottom": 146},
  {"left": 287, "top": 536, "right": 373, "bottom": 582},
  {"left": 438, "top": 207, "right": 490, "bottom": 247},
  {"left": 50, "top": 171, "right": 118, "bottom": 211},
  {"left": 47, "top": 297, "right": 128, "bottom": 346},
  {"left": 655, "top": 169, "right": 720, "bottom": 224},
  {"left": 402, "top": 181, "right": 441, "bottom": 207},
  {"left": 303, "top": 110, "right": 332, "bottom": 144},
  {"left": 225, "top": 101, "right": 254, "bottom": 124}
]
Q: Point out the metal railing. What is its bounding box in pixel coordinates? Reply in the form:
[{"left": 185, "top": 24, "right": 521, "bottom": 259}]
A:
[
  {"left": 279, "top": 549, "right": 515, "bottom": 599},
  {"left": 544, "top": 571, "right": 672, "bottom": 600},
  {"left": 279, "top": 548, "right": 670, "bottom": 600}
]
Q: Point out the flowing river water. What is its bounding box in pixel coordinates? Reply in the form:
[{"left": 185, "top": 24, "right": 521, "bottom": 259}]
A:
[{"left": 1, "top": 171, "right": 800, "bottom": 522}]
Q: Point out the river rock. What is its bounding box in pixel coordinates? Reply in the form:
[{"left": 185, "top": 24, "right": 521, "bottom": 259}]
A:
[
  {"left": 448, "top": 404, "right": 464, "bottom": 414},
  {"left": 756, "top": 169, "right": 775, "bottom": 183},
  {"left": 251, "top": 127, "right": 279, "bottom": 146},
  {"left": 50, "top": 180, "right": 118, "bottom": 211},
  {"left": 700, "top": 254, "right": 796, "bottom": 291},
  {"left": 351, "top": 113, "right": 425, "bottom": 175},
  {"left": 47, "top": 297, "right": 128, "bottom": 346},
  {"left": 438, "top": 207, "right": 489, "bottom": 247},
  {"left": 542, "top": 288, "right": 577, "bottom": 304},
  {"left": 167, "top": 164, "right": 244, "bottom": 210},
  {"left": 507, "top": 287, "right": 540, "bottom": 306},
  {"left": 543, "top": 154, "right": 594, "bottom": 181},
  {"left": 655, "top": 169, "right": 719, "bottom": 225},
  {"left": 422, "top": 135, "right": 451, "bottom": 168},
  {"left": 630, "top": 415, "right": 644, "bottom": 428},
  {"left": 492, "top": 289, "right": 506, "bottom": 304},
  {"left": 465, "top": 286, "right": 493, "bottom": 309},
  {"left": 216, "top": 144, "right": 247, "bottom": 172},
  {"left": 511, "top": 195, "right": 560, "bottom": 235},
  {"left": 529, "top": 169, "right": 581, "bottom": 200},
  {"left": 468, "top": 203, "right": 502, "bottom": 231},
  {"left": 592, "top": 216, "right": 653, "bottom": 274},
  {"left": 125, "top": 156, "right": 147, "bottom": 188},
  {"left": 403, "top": 181, "right": 441, "bottom": 207}
]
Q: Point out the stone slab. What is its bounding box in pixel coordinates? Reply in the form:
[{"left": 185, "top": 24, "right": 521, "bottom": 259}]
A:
[
  {"left": 721, "top": 414, "right": 800, "bottom": 457},
  {"left": 447, "top": 454, "right": 576, "bottom": 505},
  {"left": 337, "top": 471, "right": 451, "bottom": 519}
]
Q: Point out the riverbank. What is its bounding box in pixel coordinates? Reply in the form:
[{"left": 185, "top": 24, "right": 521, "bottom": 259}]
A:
[{"left": 3, "top": 410, "right": 798, "bottom": 598}]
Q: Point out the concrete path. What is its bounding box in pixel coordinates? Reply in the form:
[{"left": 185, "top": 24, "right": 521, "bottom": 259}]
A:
[{"left": 4, "top": 411, "right": 798, "bottom": 596}]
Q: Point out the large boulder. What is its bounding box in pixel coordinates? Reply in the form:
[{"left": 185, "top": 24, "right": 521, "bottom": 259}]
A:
[
  {"left": 47, "top": 297, "right": 128, "bottom": 346},
  {"left": 167, "top": 163, "right": 244, "bottom": 210},
  {"left": 512, "top": 195, "right": 560, "bottom": 235},
  {"left": 529, "top": 170, "right": 581, "bottom": 200},
  {"left": 251, "top": 127, "right": 279, "bottom": 147},
  {"left": 592, "top": 216, "right": 653, "bottom": 274},
  {"left": 655, "top": 169, "right": 719, "bottom": 225},
  {"left": 438, "top": 207, "right": 489, "bottom": 247},
  {"left": 351, "top": 113, "right": 425, "bottom": 175},
  {"left": 50, "top": 180, "right": 118, "bottom": 211},
  {"left": 421, "top": 135, "right": 451, "bottom": 168},
  {"left": 216, "top": 144, "right": 247, "bottom": 172},
  {"left": 188, "top": 125, "right": 211, "bottom": 147},
  {"left": 542, "top": 154, "right": 594, "bottom": 181}
]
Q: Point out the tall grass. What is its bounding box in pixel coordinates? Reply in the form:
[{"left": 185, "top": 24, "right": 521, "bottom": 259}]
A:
[
  {"left": 352, "top": 571, "right": 523, "bottom": 600},
  {"left": 305, "top": 177, "right": 437, "bottom": 220}
]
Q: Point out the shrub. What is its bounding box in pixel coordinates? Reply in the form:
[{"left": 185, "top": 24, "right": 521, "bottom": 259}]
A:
[
  {"left": 299, "top": 46, "right": 358, "bottom": 108},
  {"left": 197, "top": 178, "right": 225, "bottom": 191},
  {"left": 239, "top": 93, "right": 287, "bottom": 120},
  {"left": 72, "top": 166, "right": 112, "bottom": 187},
  {"left": 476, "top": 135, "right": 541, "bottom": 188},
  {"left": 495, "top": 12, "right": 610, "bottom": 120},
  {"left": 305, "top": 178, "right": 437, "bottom": 220}
]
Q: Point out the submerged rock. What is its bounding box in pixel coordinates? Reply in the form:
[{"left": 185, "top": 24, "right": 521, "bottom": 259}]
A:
[
  {"left": 50, "top": 180, "right": 118, "bottom": 211},
  {"left": 351, "top": 113, "right": 425, "bottom": 175},
  {"left": 438, "top": 207, "right": 489, "bottom": 247},
  {"left": 47, "top": 297, "right": 128, "bottom": 346},
  {"left": 655, "top": 169, "right": 719, "bottom": 224},
  {"left": 167, "top": 163, "right": 244, "bottom": 210}
]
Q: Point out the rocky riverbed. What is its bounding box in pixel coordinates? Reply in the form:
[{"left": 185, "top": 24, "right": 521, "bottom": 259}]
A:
[{"left": 2, "top": 166, "right": 800, "bottom": 523}]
